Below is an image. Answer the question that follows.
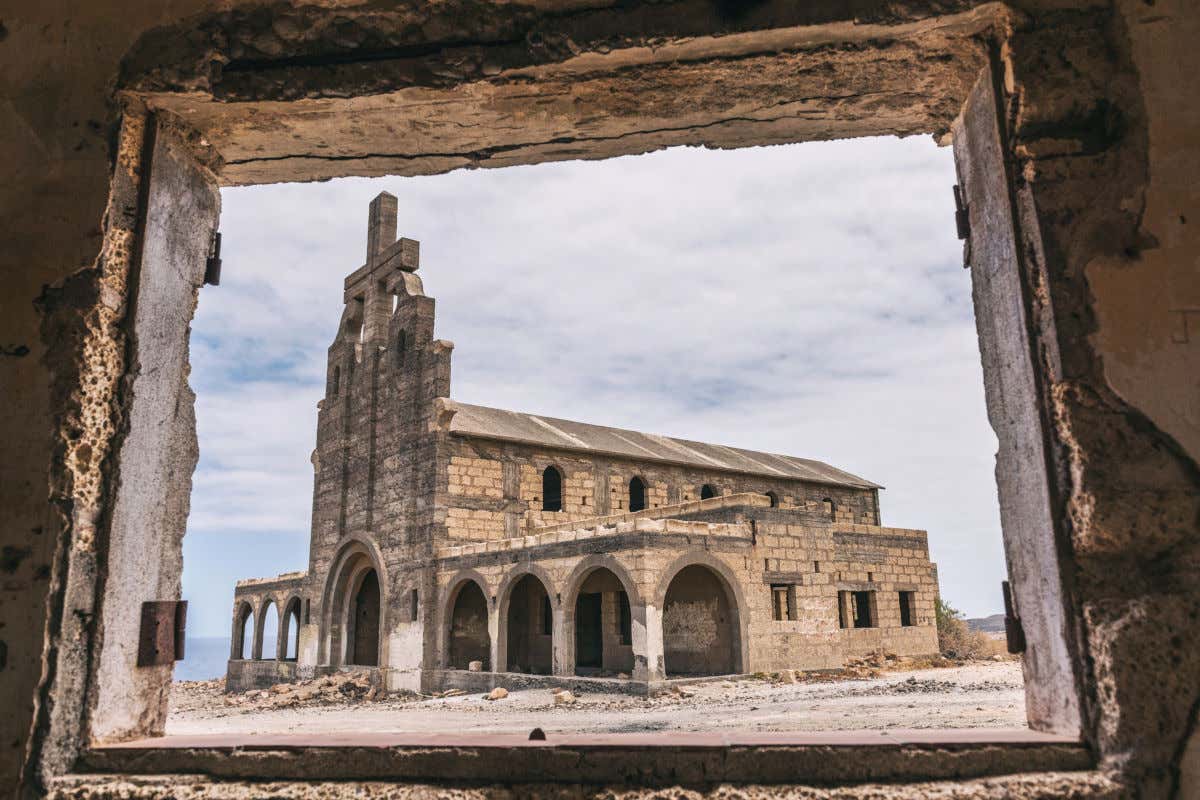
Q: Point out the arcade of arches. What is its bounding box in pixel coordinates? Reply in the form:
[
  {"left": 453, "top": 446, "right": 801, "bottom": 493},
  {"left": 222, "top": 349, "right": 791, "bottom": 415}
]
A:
[{"left": 440, "top": 561, "right": 738, "bottom": 679}]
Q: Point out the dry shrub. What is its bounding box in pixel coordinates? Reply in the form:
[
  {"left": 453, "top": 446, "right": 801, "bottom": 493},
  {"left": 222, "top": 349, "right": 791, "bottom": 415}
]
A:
[{"left": 935, "top": 598, "right": 996, "bottom": 660}]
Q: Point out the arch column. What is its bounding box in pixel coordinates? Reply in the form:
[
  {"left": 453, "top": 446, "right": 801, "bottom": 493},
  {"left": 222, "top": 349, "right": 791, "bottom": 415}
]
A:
[
  {"left": 488, "top": 598, "right": 501, "bottom": 673},
  {"left": 553, "top": 602, "right": 570, "bottom": 676},
  {"left": 633, "top": 601, "right": 665, "bottom": 682},
  {"left": 251, "top": 598, "right": 268, "bottom": 660}
]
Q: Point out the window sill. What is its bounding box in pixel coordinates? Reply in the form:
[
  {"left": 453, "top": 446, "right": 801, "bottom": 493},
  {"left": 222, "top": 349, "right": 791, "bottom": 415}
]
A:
[{"left": 83, "top": 729, "right": 1091, "bottom": 785}]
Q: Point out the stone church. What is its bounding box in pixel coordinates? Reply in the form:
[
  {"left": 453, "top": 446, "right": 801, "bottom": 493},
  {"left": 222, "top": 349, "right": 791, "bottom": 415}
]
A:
[{"left": 226, "top": 192, "right": 939, "bottom": 693}]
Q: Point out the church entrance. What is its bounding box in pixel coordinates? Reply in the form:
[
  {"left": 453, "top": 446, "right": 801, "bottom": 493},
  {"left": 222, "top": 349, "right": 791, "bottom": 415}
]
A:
[{"left": 349, "top": 569, "right": 380, "bottom": 666}]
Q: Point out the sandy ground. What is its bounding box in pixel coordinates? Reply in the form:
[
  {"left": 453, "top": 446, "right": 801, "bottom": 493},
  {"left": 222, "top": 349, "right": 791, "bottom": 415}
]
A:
[{"left": 168, "top": 660, "right": 1025, "bottom": 736}]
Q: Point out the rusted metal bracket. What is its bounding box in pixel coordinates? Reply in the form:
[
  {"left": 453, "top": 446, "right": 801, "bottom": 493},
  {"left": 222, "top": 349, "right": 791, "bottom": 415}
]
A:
[
  {"left": 137, "top": 600, "right": 187, "bottom": 667},
  {"left": 1002, "top": 581, "right": 1026, "bottom": 655},
  {"left": 953, "top": 184, "right": 972, "bottom": 268},
  {"left": 953, "top": 184, "right": 971, "bottom": 239},
  {"left": 204, "top": 230, "right": 222, "bottom": 286}
]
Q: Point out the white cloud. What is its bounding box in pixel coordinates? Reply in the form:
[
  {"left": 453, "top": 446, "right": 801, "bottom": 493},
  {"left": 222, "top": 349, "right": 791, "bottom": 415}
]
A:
[{"left": 184, "top": 135, "right": 1006, "bottom": 635}]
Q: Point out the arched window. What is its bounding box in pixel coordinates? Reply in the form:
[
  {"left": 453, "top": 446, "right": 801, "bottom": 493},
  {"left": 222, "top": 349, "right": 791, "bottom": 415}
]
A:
[
  {"left": 281, "top": 597, "right": 301, "bottom": 661},
  {"left": 257, "top": 600, "right": 278, "bottom": 660},
  {"left": 765, "top": 491, "right": 779, "bottom": 508},
  {"left": 394, "top": 329, "right": 407, "bottom": 368},
  {"left": 823, "top": 497, "right": 836, "bottom": 519},
  {"left": 331, "top": 365, "right": 341, "bottom": 396},
  {"left": 700, "top": 484, "right": 717, "bottom": 500},
  {"left": 542, "top": 466, "right": 563, "bottom": 512},
  {"left": 629, "top": 476, "right": 647, "bottom": 512}
]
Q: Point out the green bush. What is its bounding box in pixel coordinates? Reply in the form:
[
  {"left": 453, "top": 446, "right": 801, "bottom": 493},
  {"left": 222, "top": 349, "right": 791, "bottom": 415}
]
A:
[{"left": 935, "top": 597, "right": 994, "bottom": 660}]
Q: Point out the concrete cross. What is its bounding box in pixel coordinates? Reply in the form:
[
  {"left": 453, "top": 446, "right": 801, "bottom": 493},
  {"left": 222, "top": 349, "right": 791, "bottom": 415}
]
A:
[{"left": 343, "top": 191, "right": 420, "bottom": 343}]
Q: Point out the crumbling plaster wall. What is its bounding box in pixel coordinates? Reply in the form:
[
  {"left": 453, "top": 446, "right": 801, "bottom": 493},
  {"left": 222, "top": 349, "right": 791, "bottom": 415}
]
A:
[
  {"left": 997, "top": 1, "right": 1200, "bottom": 793},
  {"left": 3, "top": 0, "right": 1198, "bottom": 797}
]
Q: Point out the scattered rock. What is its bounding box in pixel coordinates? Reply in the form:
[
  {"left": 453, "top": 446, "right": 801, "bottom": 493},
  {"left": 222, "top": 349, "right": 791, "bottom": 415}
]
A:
[
  {"left": 487, "top": 687, "right": 509, "bottom": 701},
  {"left": 468, "top": 660, "right": 483, "bottom": 672},
  {"left": 553, "top": 690, "right": 576, "bottom": 705}
]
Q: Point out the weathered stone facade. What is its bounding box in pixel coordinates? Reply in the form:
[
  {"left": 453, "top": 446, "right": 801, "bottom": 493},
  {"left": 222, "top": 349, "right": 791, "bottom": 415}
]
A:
[{"left": 226, "top": 193, "right": 939, "bottom": 694}]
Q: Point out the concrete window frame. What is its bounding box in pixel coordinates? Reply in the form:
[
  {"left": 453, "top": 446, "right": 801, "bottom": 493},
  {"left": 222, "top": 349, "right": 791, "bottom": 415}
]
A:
[{"left": 26, "top": 4, "right": 1126, "bottom": 792}]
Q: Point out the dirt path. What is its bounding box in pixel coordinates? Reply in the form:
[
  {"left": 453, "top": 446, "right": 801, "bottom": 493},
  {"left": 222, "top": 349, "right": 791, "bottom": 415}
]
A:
[{"left": 168, "top": 660, "right": 1025, "bottom": 736}]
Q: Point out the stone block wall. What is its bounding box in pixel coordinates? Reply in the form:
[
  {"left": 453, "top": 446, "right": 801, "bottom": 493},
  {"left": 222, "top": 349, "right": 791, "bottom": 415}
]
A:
[
  {"left": 426, "top": 509, "right": 936, "bottom": 685},
  {"left": 442, "top": 436, "right": 880, "bottom": 544}
]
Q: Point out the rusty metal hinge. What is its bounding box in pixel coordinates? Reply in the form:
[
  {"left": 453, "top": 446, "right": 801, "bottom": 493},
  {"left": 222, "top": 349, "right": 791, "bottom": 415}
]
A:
[
  {"left": 204, "top": 231, "right": 222, "bottom": 286},
  {"left": 137, "top": 600, "right": 187, "bottom": 667},
  {"left": 953, "top": 184, "right": 972, "bottom": 269},
  {"left": 1002, "top": 581, "right": 1025, "bottom": 655}
]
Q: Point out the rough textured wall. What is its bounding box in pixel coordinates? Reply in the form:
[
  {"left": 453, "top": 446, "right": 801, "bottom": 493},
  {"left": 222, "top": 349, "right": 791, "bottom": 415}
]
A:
[
  {"left": 5, "top": 0, "right": 1199, "bottom": 796},
  {"left": 998, "top": 0, "right": 1200, "bottom": 791},
  {"left": 45, "top": 771, "right": 1127, "bottom": 800}
]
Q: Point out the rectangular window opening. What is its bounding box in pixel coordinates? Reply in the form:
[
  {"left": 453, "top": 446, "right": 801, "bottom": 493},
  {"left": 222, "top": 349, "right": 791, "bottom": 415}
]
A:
[
  {"left": 100, "top": 81, "right": 1071, "bottom": 763},
  {"left": 899, "top": 591, "right": 916, "bottom": 627}
]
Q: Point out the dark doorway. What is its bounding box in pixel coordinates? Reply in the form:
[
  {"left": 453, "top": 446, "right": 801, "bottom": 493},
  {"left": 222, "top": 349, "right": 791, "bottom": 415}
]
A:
[
  {"left": 700, "top": 484, "right": 717, "bottom": 500},
  {"left": 575, "top": 592, "right": 603, "bottom": 670},
  {"left": 506, "top": 574, "right": 553, "bottom": 674},
  {"left": 350, "top": 570, "right": 380, "bottom": 666},
  {"left": 448, "top": 580, "right": 490, "bottom": 670},
  {"left": 662, "top": 564, "right": 737, "bottom": 676}
]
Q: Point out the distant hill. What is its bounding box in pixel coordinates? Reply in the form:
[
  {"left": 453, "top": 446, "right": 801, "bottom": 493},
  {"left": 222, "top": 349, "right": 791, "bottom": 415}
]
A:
[{"left": 966, "top": 613, "right": 1006, "bottom": 633}]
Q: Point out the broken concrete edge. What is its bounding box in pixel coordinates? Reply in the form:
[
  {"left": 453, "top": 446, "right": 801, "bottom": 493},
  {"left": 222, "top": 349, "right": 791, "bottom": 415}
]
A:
[
  {"left": 117, "top": 2, "right": 1009, "bottom": 100},
  {"left": 72, "top": 738, "right": 1097, "bottom": 788},
  {"left": 117, "top": 5, "right": 1006, "bottom": 187},
  {"left": 45, "top": 768, "right": 1125, "bottom": 800},
  {"left": 22, "top": 103, "right": 155, "bottom": 796}
]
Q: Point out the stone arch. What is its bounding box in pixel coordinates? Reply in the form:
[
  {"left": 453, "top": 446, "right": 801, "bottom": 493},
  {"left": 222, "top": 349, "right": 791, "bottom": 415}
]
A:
[
  {"left": 231, "top": 601, "right": 254, "bottom": 660},
  {"left": 700, "top": 484, "right": 717, "bottom": 500},
  {"left": 496, "top": 566, "right": 558, "bottom": 674},
  {"left": 563, "top": 554, "right": 642, "bottom": 609},
  {"left": 280, "top": 595, "right": 303, "bottom": 661},
  {"left": 765, "top": 490, "right": 779, "bottom": 508},
  {"left": 562, "top": 554, "right": 642, "bottom": 676},
  {"left": 320, "top": 535, "right": 388, "bottom": 668},
  {"left": 253, "top": 597, "right": 279, "bottom": 661},
  {"left": 653, "top": 551, "right": 748, "bottom": 677},
  {"left": 441, "top": 571, "right": 492, "bottom": 670}
]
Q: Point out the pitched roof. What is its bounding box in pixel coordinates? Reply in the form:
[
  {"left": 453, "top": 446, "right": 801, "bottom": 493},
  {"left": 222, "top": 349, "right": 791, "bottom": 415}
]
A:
[{"left": 444, "top": 400, "right": 882, "bottom": 490}]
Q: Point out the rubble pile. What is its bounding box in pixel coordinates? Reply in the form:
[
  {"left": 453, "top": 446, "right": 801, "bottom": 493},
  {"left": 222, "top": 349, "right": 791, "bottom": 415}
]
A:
[{"left": 224, "top": 673, "right": 382, "bottom": 710}]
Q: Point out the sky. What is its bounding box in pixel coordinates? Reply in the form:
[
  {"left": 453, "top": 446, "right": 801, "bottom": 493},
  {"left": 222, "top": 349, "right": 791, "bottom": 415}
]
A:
[{"left": 183, "top": 135, "right": 1006, "bottom": 641}]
